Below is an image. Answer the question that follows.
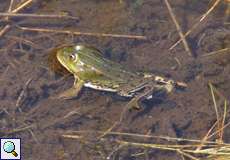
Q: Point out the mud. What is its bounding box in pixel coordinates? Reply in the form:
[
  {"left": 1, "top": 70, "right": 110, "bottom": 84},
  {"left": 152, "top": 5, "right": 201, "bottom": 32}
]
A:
[{"left": 0, "top": 0, "right": 230, "bottom": 159}]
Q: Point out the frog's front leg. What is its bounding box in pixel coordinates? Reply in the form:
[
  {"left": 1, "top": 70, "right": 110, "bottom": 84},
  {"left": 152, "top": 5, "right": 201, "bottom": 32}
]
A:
[{"left": 57, "top": 79, "right": 84, "bottom": 99}]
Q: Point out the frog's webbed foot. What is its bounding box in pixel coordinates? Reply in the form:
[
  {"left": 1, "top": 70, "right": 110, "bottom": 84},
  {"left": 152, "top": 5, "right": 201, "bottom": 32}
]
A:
[{"left": 57, "top": 79, "right": 84, "bottom": 99}]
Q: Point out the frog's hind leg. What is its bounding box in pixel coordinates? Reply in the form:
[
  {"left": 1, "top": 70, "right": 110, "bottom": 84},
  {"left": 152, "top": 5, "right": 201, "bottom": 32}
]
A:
[
  {"left": 126, "top": 96, "right": 142, "bottom": 110},
  {"left": 125, "top": 82, "right": 174, "bottom": 110},
  {"left": 57, "top": 79, "right": 84, "bottom": 99},
  {"left": 126, "top": 86, "right": 154, "bottom": 110}
]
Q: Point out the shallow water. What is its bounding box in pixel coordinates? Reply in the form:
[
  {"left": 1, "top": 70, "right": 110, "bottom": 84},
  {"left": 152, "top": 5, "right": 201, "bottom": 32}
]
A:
[{"left": 0, "top": 0, "right": 230, "bottom": 159}]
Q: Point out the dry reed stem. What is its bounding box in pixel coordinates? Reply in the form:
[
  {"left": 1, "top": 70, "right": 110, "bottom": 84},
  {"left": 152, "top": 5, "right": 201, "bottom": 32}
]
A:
[
  {"left": 15, "top": 77, "right": 33, "bottom": 109},
  {"left": 207, "top": 121, "right": 230, "bottom": 140},
  {"left": 97, "top": 122, "right": 119, "bottom": 139},
  {"left": 176, "top": 150, "right": 199, "bottom": 160},
  {"left": 62, "top": 130, "right": 222, "bottom": 145},
  {"left": 209, "top": 83, "right": 221, "bottom": 139},
  {"left": 211, "top": 85, "right": 229, "bottom": 103},
  {"left": 106, "top": 144, "right": 125, "bottom": 159},
  {"left": 28, "top": 129, "right": 39, "bottom": 144},
  {"left": 0, "top": 12, "right": 79, "bottom": 20},
  {"left": 17, "top": 26, "right": 147, "bottom": 40},
  {"left": 8, "top": 0, "right": 14, "bottom": 12},
  {"left": 62, "top": 134, "right": 82, "bottom": 139},
  {"left": 6, "top": 0, "right": 14, "bottom": 21},
  {"left": 219, "top": 100, "right": 228, "bottom": 142},
  {"left": 225, "top": 0, "right": 230, "bottom": 20},
  {"left": 116, "top": 140, "right": 230, "bottom": 156},
  {"left": 11, "top": 0, "right": 33, "bottom": 13},
  {"left": 62, "top": 129, "right": 230, "bottom": 159},
  {"left": 208, "top": 84, "right": 229, "bottom": 142},
  {"left": 164, "top": 0, "right": 192, "bottom": 56},
  {"left": 202, "top": 48, "right": 230, "bottom": 57},
  {"left": 0, "top": 0, "right": 33, "bottom": 38},
  {"left": 0, "top": 25, "right": 11, "bottom": 37},
  {"left": 169, "top": 0, "right": 222, "bottom": 50},
  {"left": 196, "top": 121, "right": 218, "bottom": 151},
  {"left": 5, "top": 124, "right": 34, "bottom": 134}
]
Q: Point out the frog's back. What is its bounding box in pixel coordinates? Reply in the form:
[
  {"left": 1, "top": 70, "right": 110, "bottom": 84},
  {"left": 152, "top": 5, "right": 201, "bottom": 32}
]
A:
[{"left": 76, "top": 45, "right": 140, "bottom": 83}]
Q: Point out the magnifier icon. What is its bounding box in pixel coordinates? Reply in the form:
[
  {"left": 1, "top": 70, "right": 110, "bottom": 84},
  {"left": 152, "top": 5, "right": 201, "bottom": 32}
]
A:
[{"left": 3, "top": 141, "right": 18, "bottom": 157}]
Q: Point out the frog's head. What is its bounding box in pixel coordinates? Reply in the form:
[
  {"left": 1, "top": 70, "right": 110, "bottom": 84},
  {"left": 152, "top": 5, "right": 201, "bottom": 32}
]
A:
[{"left": 56, "top": 45, "right": 84, "bottom": 74}]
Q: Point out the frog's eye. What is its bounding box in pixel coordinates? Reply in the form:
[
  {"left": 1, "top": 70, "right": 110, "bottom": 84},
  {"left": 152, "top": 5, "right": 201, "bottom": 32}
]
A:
[{"left": 69, "top": 53, "right": 76, "bottom": 61}]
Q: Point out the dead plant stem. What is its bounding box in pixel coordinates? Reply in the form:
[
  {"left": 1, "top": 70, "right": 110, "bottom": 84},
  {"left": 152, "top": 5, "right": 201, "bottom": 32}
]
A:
[{"left": 164, "top": 0, "right": 192, "bottom": 56}]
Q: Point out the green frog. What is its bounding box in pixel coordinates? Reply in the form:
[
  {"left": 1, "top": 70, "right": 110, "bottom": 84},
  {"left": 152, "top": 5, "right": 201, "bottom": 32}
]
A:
[{"left": 55, "top": 44, "right": 187, "bottom": 109}]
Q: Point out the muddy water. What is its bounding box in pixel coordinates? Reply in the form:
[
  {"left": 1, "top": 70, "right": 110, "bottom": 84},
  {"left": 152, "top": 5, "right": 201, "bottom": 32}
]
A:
[{"left": 0, "top": 0, "right": 229, "bottom": 159}]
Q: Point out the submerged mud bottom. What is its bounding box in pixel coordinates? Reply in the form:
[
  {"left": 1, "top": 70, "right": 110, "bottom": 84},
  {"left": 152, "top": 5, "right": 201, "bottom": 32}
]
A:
[{"left": 0, "top": 0, "right": 229, "bottom": 160}]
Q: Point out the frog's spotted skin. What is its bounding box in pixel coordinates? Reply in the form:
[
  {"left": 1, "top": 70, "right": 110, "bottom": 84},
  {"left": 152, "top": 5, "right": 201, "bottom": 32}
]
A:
[{"left": 55, "top": 44, "right": 187, "bottom": 109}]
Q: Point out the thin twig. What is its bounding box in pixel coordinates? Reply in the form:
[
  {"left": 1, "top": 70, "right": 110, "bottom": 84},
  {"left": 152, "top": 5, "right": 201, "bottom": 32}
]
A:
[
  {"left": 202, "top": 48, "right": 230, "bottom": 57},
  {"left": 8, "top": 0, "right": 14, "bottom": 12},
  {"left": 106, "top": 144, "right": 125, "bottom": 160},
  {"left": 207, "top": 121, "right": 230, "bottom": 140},
  {"left": 220, "top": 100, "right": 228, "bottom": 142},
  {"left": 0, "top": 0, "right": 34, "bottom": 38},
  {"left": 209, "top": 83, "right": 221, "bottom": 139},
  {"left": 164, "top": 0, "right": 192, "bottom": 56},
  {"left": 169, "top": 0, "right": 222, "bottom": 50},
  {"left": 17, "top": 26, "right": 147, "bottom": 40},
  {"left": 0, "top": 12, "right": 79, "bottom": 20},
  {"left": 28, "top": 129, "right": 40, "bottom": 144},
  {"left": 0, "top": 25, "right": 11, "bottom": 37},
  {"left": 116, "top": 140, "right": 230, "bottom": 155},
  {"left": 5, "top": 124, "right": 35, "bottom": 134},
  {"left": 97, "top": 122, "right": 119, "bottom": 139},
  {"left": 196, "top": 120, "right": 218, "bottom": 151},
  {"left": 177, "top": 150, "right": 199, "bottom": 160},
  {"left": 15, "top": 77, "right": 33, "bottom": 110},
  {"left": 11, "top": 0, "right": 33, "bottom": 13},
  {"left": 62, "top": 134, "right": 82, "bottom": 139},
  {"left": 6, "top": 0, "right": 14, "bottom": 21},
  {"left": 63, "top": 130, "right": 221, "bottom": 144}
]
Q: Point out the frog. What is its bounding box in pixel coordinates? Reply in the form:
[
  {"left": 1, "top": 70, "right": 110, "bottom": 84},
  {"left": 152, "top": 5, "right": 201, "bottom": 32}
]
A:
[{"left": 55, "top": 44, "right": 187, "bottom": 109}]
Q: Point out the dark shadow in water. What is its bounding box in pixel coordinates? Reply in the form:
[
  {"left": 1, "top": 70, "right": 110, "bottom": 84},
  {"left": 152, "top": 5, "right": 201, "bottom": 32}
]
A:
[
  {"left": 172, "top": 120, "right": 192, "bottom": 138},
  {"left": 130, "top": 91, "right": 170, "bottom": 121},
  {"left": 187, "top": 37, "right": 199, "bottom": 57},
  {"left": 184, "top": 62, "right": 203, "bottom": 82}
]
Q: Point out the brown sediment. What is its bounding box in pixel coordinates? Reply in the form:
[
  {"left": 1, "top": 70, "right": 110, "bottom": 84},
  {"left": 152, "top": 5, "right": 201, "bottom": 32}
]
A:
[{"left": 0, "top": 0, "right": 230, "bottom": 160}]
